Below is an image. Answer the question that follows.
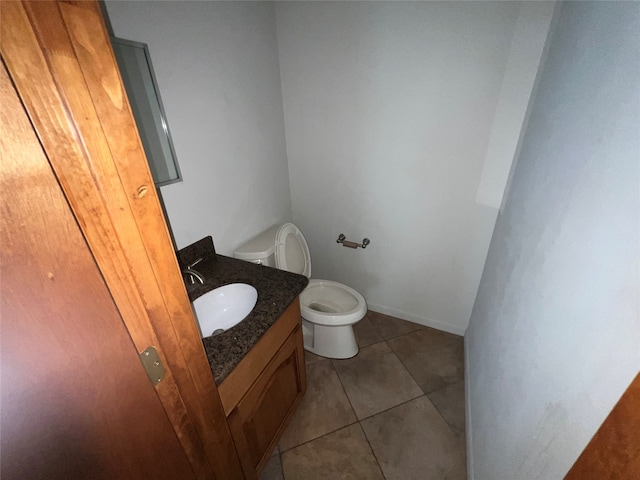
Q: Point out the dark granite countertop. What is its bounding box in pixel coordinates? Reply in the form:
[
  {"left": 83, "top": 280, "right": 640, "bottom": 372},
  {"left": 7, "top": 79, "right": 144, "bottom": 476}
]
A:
[{"left": 180, "top": 240, "right": 308, "bottom": 385}]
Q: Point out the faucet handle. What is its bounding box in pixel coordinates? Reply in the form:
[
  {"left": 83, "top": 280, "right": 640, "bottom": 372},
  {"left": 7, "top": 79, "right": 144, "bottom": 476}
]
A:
[{"left": 187, "top": 257, "right": 203, "bottom": 269}]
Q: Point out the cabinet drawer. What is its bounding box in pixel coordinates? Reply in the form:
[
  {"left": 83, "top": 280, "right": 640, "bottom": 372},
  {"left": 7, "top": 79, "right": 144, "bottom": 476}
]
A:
[{"left": 228, "top": 326, "right": 305, "bottom": 478}]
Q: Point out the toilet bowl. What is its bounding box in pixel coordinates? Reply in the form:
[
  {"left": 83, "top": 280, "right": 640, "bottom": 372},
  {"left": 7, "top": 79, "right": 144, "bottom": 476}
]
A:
[{"left": 234, "top": 223, "right": 367, "bottom": 359}]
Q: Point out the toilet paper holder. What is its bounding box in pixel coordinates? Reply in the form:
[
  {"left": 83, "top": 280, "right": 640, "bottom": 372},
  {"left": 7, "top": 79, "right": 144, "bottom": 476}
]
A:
[{"left": 337, "top": 234, "right": 370, "bottom": 249}]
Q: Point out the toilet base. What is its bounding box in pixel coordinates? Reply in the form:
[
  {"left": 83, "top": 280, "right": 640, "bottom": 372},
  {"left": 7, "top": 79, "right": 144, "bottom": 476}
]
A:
[{"left": 301, "top": 318, "right": 359, "bottom": 359}]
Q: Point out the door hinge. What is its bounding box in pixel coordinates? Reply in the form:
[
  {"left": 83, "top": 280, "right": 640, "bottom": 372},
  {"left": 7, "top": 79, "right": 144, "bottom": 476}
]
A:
[{"left": 139, "top": 346, "right": 166, "bottom": 386}]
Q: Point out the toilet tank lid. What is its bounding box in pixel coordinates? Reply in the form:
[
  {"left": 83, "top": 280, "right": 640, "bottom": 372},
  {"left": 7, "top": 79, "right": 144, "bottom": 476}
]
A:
[{"left": 233, "top": 225, "right": 280, "bottom": 261}]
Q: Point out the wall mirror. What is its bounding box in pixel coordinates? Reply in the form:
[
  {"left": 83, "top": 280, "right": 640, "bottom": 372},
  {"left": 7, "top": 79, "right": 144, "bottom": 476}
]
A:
[{"left": 111, "top": 37, "right": 182, "bottom": 186}]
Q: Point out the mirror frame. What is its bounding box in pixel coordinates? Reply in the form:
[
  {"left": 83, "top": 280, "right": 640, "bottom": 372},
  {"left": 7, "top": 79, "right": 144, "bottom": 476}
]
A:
[{"left": 111, "top": 36, "right": 182, "bottom": 187}]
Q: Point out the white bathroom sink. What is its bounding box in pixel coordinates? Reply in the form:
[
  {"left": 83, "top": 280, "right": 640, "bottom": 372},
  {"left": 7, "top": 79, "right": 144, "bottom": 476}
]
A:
[{"left": 192, "top": 283, "right": 258, "bottom": 338}]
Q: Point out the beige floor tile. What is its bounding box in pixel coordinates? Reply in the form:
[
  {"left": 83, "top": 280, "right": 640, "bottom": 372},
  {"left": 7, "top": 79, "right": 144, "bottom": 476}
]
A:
[
  {"left": 332, "top": 342, "right": 423, "bottom": 420},
  {"left": 388, "top": 328, "right": 464, "bottom": 394},
  {"left": 361, "top": 396, "right": 466, "bottom": 480},
  {"left": 353, "top": 316, "right": 384, "bottom": 347},
  {"left": 281, "top": 424, "right": 385, "bottom": 480},
  {"left": 427, "top": 380, "right": 466, "bottom": 438},
  {"left": 304, "top": 349, "right": 327, "bottom": 366},
  {"left": 259, "top": 453, "right": 283, "bottom": 480},
  {"left": 367, "top": 310, "right": 425, "bottom": 340},
  {"left": 279, "top": 361, "right": 356, "bottom": 451}
]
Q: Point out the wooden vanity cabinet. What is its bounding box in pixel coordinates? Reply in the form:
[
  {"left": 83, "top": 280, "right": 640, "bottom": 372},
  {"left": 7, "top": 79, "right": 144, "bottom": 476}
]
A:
[{"left": 219, "top": 299, "right": 307, "bottom": 479}]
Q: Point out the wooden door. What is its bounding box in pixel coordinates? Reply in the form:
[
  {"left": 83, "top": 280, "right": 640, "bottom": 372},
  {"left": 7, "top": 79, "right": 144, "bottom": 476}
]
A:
[
  {"left": 565, "top": 372, "right": 640, "bottom": 479},
  {"left": 0, "top": 63, "right": 196, "bottom": 480},
  {"left": 1, "top": 1, "right": 244, "bottom": 478}
]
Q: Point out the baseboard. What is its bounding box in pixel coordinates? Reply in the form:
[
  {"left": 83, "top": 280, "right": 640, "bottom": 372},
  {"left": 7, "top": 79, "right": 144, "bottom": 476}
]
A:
[
  {"left": 464, "top": 337, "right": 474, "bottom": 480},
  {"left": 366, "top": 302, "right": 467, "bottom": 336}
]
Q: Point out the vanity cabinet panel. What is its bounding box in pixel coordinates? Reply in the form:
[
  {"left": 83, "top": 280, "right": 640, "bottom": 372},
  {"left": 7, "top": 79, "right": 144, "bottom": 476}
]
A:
[
  {"left": 228, "top": 327, "right": 305, "bottom": 477},
  {"left": 219, "top": 299, "right": 304, "bottom": 415},
  {"left": 223, "top": 302, "right": 307, "bottom": 480}
]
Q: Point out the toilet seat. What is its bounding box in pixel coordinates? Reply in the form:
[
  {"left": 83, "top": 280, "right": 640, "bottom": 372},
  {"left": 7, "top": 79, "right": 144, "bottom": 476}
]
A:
[
  {"left": 275, "top": 223, "right": 311, "bottom": 278},
  {"left": 300, "top": 279, "right": 367, "bottom": 326}
]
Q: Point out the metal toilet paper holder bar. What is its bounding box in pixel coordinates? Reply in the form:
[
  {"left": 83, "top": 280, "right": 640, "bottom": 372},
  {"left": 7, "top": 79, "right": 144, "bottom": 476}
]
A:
[{"left": 336, "top": 234, "right": 370, "bottom": 249}]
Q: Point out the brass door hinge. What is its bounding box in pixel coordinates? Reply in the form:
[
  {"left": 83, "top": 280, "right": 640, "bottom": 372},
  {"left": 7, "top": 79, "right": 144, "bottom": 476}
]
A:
[{"left": 139, "top": 346, "right": 166, "bottom": 386}]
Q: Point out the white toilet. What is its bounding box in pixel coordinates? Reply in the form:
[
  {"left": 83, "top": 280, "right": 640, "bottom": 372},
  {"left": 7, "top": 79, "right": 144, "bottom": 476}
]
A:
[{"left": 234, "top": 223, "right": 367, "bottom": 359}]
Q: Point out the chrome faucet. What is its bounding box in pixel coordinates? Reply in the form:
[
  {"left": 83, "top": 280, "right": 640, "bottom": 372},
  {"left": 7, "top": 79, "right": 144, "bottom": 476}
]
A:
[{"left": 183, "top": 257, "right": 205, "bottom": 285}]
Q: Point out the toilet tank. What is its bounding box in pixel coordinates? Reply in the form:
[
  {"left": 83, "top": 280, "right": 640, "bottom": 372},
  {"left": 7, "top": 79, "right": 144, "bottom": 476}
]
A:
[{"left": 233, "top": 225, "right": 280, "bottom": 267}]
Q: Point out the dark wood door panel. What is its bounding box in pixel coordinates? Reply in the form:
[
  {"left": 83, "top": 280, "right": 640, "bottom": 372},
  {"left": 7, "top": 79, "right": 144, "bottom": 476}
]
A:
[
  {"left": 1, "top": 3, "right": 244, "bottom": 475},
  {"left": 0, "top": 62, "right": 196, "bottom": 480},
  {"left": 565, "top": 372, "right": 640, "bottom": 479}
]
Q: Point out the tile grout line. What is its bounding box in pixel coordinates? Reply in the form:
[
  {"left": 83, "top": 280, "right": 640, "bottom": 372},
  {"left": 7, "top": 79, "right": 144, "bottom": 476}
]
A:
[
  {"left": 277, "top": 389, "right": 457, "bottom": 478},
  {"left": 278, "top": 418, "right": 361, "bottom": 454},
  {"left": 337, "top": 331, "right": 432, "bottom": 478},
  {"left": 283, "top": 338, "right": 401, "bottom": 455},
  {"left": 355, "top": 421, "right": 388, "bottom": 480},
  {"left": 278, "top": 316, "right": 464, "bottom": 479},
  {"left": 279, "top": 357, "right": 359, "bottom": 455},
  {"left": 358, "top": 391, "right": 427, "bottom": 422},
  {"left": 332, "top": 336, "right": 424, "bottom": 422},
  {"left": 332, "top": 342, "right": 388, "bottom": 480},
  {"left": 364, "top": 319, "right": 466, "bottom": 477},
  {"left": 386, "top": 334, "right": 463, "bottom": 440},
  {"left": 362, "top": 395, "right": 466, "bottom": 479},
  {"left": 341, "top": 320, "right": 439, "bottom": 423},
  {"left": 280, "top": 388, "right": 428, "bottom": 454}
]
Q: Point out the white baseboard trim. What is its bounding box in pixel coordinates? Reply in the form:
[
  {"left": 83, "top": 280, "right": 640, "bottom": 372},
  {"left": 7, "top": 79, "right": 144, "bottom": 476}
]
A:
[
  {"left": 464, "top": 337, "right": 474, "bottom": 480},
  {"left": 366, "top": 302, "right": 467, "bottom": 336}
]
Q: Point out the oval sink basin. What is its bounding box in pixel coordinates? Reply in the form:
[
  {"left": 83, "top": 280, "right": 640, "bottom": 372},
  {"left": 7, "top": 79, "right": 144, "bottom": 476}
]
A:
[{"left": 192, "top": 283, "right": 257, "bottom": 338}]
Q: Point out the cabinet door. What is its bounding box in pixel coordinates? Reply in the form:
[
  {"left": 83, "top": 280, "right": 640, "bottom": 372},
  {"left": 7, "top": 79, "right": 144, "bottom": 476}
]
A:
[
  {"left": 228, "top": 327, "right": 306, "bottom": 478},
  {"left": 0, "top": 62, "right": 196, "bottom": 480}
]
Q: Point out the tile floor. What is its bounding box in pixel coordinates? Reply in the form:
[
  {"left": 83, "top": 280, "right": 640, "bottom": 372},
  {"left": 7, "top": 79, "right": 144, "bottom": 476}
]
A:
[{"left": 260, "top": 311, "right": 466, "bottom": 480}]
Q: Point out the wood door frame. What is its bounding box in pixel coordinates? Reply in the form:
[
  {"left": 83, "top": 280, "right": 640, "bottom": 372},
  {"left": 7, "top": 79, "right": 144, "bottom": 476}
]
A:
[{"left": 1, "top": 1, "right": 244, "bottom": 478}]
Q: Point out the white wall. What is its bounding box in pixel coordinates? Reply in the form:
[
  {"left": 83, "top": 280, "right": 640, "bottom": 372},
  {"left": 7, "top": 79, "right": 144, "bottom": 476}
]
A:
[
  {"left": 466, "top": 2, "right": 640, "bottom": 478},
  {"left": 106, "top": 1, "right": 292, "bottom": 254},
  {"left": 276, "top": 1, "right": 553, "bottom": 334}
]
